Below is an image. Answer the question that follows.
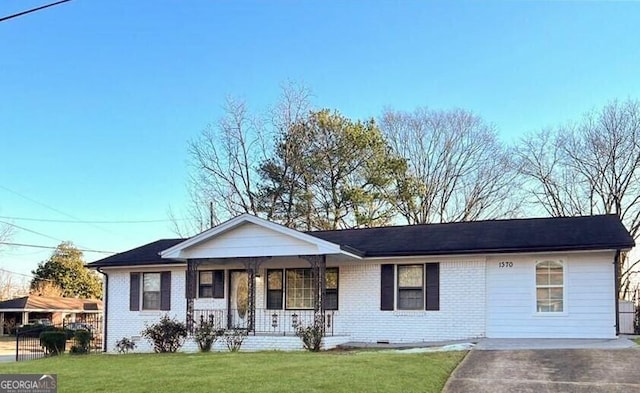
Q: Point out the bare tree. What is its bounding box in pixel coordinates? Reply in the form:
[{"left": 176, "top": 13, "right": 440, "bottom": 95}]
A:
[
  {"left": 0, "top": 269, "right": 29, "bottom": 301},
  {"left": 380, "top": 107, "right": 520, "bottom": 224},
  {"left": 515, "top": 99, "right": 640, "bottom": 298},
  {"left": 181, "top": 82, "right": 313, "bottom": 235}
]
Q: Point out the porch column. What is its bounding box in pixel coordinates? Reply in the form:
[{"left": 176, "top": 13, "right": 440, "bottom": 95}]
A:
[
  {"left": 185, "top": 259, "right": 201, "bottom": 332},
  {"left": 239, "top": 257, "right": 269, "bottom": 332},
  {"left": 300, "top": 255, "right": 326, "bottom": 323}
]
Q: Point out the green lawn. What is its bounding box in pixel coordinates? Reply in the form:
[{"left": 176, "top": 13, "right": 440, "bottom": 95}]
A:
[
  {"left": 634, "top": 338, "right": 640, "bottom": 345},
  {"left": 0, "top": 350, "right": 465, "bottom": 393}
]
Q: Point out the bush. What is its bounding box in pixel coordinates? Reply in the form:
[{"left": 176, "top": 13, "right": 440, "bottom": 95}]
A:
[
  {"left": 295, "top": 320, "right": 324, "bottom": 352},
  {"left": 141, "top": 315, "right": 188, "bottom": 353},
  {"left": 194, "top": 320, "right": 224, "bottom": 352},
  {"left": 39, "top": 331, "right": 66, "bottom": 355},
  {"left": 224, "top": 329, "right": 247, "bottom": 352},
  {"left": 70, "top": 330, "right": 92, "bottom": 355},
  {"left": 115, "top": 337, "right": 136, "bottom": 354}
]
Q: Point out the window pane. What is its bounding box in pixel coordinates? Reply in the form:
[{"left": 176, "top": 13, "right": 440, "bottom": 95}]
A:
[
  {"left": 549, "top": 268, "right": 563, "bottom": 285},
  {"left": 267, "top": 290, "right": 283, "bottom": 309},
  {"left": 326, "top": 268, "right": 338, "bottom": 289},
  {"left": 199, "top": 271, "right": 213, "bottom": 285},
  {"left": 536, "top": 272, "right": 549, "bottom": 286},
  {"left": 143, "top": 292, "right": 160, "bottom": 310},
  {"left": 398, "top": 265, "right": 423, "bottom": 287},
  {"left": 324, "top": 289, "right": 338, "bottom": 310},
  {"left": 143, "top": 273, "right": 161, "bottom": 291},
  {"left": 199, "top": 286, "right": 213, "bottom": 298},
  {"left": 398, "top": 289, "right": 423, "bottom": 310},
  {"left": 268, "top": 270, "right": 283, "bottom": 290}
]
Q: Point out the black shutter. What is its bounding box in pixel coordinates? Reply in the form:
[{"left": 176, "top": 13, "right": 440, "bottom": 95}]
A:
[
  {"left": 160, "top": 271, "right": 171, "bottom": 311},
  {"left": 213, "top": 270, "right": 225, "bottom": 299},
  {"left": 129, "top": 273, "right": 140, "bottom": 311},
  {"left": 380, "top": 264, "right": 395, "bottom": 311},
  {"left": 185, "top": 269, "right": 196, "bottom": 299},
  {"left": 425, "top": 263, "right": 440, "bottom": 311}
]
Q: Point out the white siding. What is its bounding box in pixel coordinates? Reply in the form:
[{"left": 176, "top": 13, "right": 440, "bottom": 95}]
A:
[
  {"left": 485, "top": 252, "right": 616, "bottom": 338},
  {"left": 181, "top": 223, "right": 331, "bottom": 259}
]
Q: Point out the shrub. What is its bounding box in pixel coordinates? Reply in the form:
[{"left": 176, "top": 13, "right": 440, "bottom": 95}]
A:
[
  {"left": 141, "top": 315, "right": 188, "bottom": 353},
  {"left": 224, "top": 329, "right": 247, "bottom": 352},
  {"left": 70, "top": 330, "right": 92, "bottom": 355},
  {"left": 194, "top": 320, "right": 224, "bottom": 352},
  {"left": 295, "top": 320, "right": 324, "bottom": 352},
  {"left": 39, "top": 331, "right": 66, "bottom": 355},
  {"left": 115, "top": 337, "right": 136, "bottom": 354}
]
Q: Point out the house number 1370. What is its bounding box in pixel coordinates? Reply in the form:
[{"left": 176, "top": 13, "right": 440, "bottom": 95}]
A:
[{"left": 499, "top": 262, "right": 513, "bottom": 268}]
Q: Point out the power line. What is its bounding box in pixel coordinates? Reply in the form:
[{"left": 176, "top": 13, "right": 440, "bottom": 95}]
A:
[
  {"left": 0, "top": 220, "right": 66, "bottom": 244},
  {"left": 0, "top": 215, "right": 187, "bottom": 224},
  {"left": 0, "top": 0, "right": 72, "bottom": 23},
  {"left": 0, "top": 268, "right": 35, "bottom": 279},
  {"left": 0, "top": 242, "right": 115, "bottom": 254},
  {"left": 0, "top": 184, "right": 121, "bottom": 237}
]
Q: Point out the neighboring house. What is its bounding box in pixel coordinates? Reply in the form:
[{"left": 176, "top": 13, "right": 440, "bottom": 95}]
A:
[
  {"left": 87, "top": 214, "right": 634, "bottom": 352},
  {"left": 0, "top": 295, "right": 103, "bottom": 335}
]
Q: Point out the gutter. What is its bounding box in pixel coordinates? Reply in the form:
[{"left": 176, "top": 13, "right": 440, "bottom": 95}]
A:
[
  {"left": 614, "top": 251, "right": 621, "bottom": 336},
  {"left": 97, "top": 268, "right": 108, "bottom": 352}
]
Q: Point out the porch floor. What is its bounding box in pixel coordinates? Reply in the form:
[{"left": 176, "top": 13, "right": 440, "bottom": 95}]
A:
[{"left": 338, "top": 338, "right": 479, "bottom": 350}]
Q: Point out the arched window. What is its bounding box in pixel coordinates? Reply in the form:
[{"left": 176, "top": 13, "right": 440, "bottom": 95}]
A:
[{"left": 536, "top": 261, "right": 564, "bottom": 312}]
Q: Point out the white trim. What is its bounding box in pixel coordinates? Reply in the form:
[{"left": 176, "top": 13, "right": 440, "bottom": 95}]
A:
[
  {"left": 159, "top": 214, "right": 361, "bottom": 260},
  {"left": 0, "top": 309, "right": 102, "bottom": 313}
]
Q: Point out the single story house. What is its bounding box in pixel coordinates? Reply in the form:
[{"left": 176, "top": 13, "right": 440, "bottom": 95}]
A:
[
  {"left": 0, "top": 295, "right": 103, "bottom": 335},
  {"left": 87, "top": 214, "right": 634, "bottom": 352}
]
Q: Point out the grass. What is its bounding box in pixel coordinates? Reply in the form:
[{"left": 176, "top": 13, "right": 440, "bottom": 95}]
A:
[
  {"left": 634, "top": 338, "right": 640, "bottom": 345},
  {"left": 0, "top": 350, "right": 465, "bottom": 393}
]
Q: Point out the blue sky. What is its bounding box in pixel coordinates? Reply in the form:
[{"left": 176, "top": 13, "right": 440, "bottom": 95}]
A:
[{"left": 1, "top": 1, "right": 639, "bottom": 277}]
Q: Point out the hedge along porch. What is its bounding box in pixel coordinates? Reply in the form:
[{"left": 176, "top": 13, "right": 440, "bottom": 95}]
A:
[{"left": 88, "top": 214, "right": 635, "bottom": 352}]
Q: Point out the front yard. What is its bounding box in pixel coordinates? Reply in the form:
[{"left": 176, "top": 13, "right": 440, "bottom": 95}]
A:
[{"left": 0, "top": 350, "right": 465, "bottom": 392}]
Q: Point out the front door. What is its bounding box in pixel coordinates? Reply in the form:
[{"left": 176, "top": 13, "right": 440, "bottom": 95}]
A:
[{"left": 228, "top": 271, "right": 249, "bottom": 329}]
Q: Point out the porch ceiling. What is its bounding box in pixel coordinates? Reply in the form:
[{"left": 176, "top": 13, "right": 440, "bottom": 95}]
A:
[{"left": 160, "top": 214, "right": 363, "bottom": 261}]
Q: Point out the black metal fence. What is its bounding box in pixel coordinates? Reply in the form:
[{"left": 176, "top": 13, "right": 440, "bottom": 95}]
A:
[
  {"left": 193, "top": 308, "right": 335, "bottom": 336},
  {"left": 15, "top": 315, "right": 103, "bottom": 361}
]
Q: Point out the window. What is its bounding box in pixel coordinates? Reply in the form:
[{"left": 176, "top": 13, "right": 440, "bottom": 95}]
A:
[
  {"left": 198, "top": 270, "right": 224, "bottom": 298},
  {"left": 130, "top": 272, "right": 171, "bottom": 311},
  {"left": 536, "top": 261, "right": 564, "bottom": 312},
  {"left": 143, "top": 272, "right": 161, "bottom": 310},
  {"left": 273, "top": 268, "right": 340, "bottom": 310},
  {"left": 397, "top": 265, "right": 424, "bottom": 310},
  {"left": 266, "top": 270, "right": 283, "bottom": 309},
  {"left": 324, "top": 268, "right": 339, "bottom": 310},
  {"left": 199, "top": 271, "right": 213, "bottom": 298},
  {"left": 286, "top": 269, "right": 314, "bottom": 309}
]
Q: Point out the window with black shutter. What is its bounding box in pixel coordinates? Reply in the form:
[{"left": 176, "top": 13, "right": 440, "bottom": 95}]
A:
[
  {"left": 397, "top": 265, "right": 424, "bottom": 310},
  {"left": 160, "top": 271, "right": 171, "bottom": 311},
  {"left": 198, "top": 270, "right": 225, "bottom": 298}
]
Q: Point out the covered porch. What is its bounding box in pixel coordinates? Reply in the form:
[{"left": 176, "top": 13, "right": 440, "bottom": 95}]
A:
[{"left": 159, "top": 214, "right": 361, "bottom": 340}]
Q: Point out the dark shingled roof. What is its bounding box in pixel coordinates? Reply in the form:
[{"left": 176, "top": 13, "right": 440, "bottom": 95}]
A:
[
  {"left": 310, "top": 214, "right": 634, "bottom": 257},
  {"left": 87, "top": 215, "right": 634, "bottom": 267}
]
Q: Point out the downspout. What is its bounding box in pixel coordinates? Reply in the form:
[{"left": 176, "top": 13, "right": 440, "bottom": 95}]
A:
[
  {"left": 614, "top": 251, "right": 620, "bottom": 336},
  {"left": 97, "top": 268, "right": 108, "bottom": 352}
]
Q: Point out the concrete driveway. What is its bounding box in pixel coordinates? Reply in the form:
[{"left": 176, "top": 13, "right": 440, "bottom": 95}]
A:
[{"left": 444, "top": 346, "right": 640, "bottom": 393}]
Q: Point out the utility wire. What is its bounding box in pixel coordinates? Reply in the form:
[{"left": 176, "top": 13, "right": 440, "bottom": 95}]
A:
[
  {"left": 0, "top": 220, "right": 66, "bottom": 244},
  {"left": 0, "top": 215, "right": 187, "bottom": 224},
  {"left": 0, "top": 0, "right": 72, "bottom": 23},
  {"left": 0, "top": 268, "right": 35, "bottom": 279},
  {"left": 0, "top": 184, "right": 121, "bottom": 237},
  {"left": 0, "top": 242, "right": 115, "bottom": 254}
]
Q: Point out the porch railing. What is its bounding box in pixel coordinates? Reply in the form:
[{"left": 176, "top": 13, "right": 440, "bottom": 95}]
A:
[{"left": 193, "top": 309, "right": 335, "bottom": 336}]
